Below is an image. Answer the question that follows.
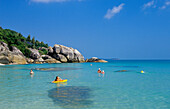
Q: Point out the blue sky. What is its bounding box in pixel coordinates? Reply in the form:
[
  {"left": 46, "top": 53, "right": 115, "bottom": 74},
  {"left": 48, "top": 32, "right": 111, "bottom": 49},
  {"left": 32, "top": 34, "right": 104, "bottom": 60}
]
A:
[{"left": 0, "top": 0, "right": 170, "bottom": 59}]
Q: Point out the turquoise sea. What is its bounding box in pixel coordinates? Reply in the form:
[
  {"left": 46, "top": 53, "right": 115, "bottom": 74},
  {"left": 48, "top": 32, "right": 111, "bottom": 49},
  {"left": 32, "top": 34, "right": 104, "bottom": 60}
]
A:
[{"left": 0, "top": 60, "right": 170, "bottom": 109}]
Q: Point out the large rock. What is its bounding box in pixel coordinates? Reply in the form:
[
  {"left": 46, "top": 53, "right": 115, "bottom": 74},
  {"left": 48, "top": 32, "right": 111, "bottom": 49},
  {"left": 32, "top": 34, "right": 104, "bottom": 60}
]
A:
[
  {"left": 45, "top": 58, "right": 61, "bottom": 63},
  {"left": 0, "top": 54, "right": 27, "bottom": 65},
  {"left": 49, "top": 44, "right": 85, "bottom": 63},
  {"left": 34, "top": 58, "right": 44, "bottom": 64},
  {"left": 11, "top": 46, "right": 24, "bottom": 56},
  {"left": 60, "top": 45, "right": 74, "bottom": 62},
  {"left": 86, "top": 57, "right": 108, "bottom": 63},
  {"left": 0, "top": 41, "right": 9, "bottom": 52},
  {"left": 52, "top": 54, "right": 67, "bottom": 63},
  {"left": 9, "top": 54, "right": 27, "bottom": 64},
  {"left": 74, "top": 49, "right": 85, "bottom": 62},
  {"left": 28, "top": 48, "right": 41, "bottom": 59},
  {"left": 0, "top": 56, "right": 10, "bottom": 64},
  {"left": 53, "top": 44, "right": 61, "bottom": 54},
  {"left": 0, "top": 42, "right": 27, "bottom": 64},
  {"left": 41, "top": 55, "right": 52, "bottom": 60},
  {"left": 48, "top": 46, "right": 53, "bottom": 55}
]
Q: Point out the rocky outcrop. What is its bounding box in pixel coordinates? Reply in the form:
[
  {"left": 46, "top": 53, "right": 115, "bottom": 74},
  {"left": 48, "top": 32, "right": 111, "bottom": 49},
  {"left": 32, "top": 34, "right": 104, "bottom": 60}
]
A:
[
  {"left": 10, "top": 46, "right": 24, "bottom": 56},
  {"left": 86, "top": 57, "right": 108, "bottom": 63},
  {"left": 0, "top": 42, "right": 27, "bottom": 65},
  {"left": 0, "top": 41, "right": 85, "bottom": 65},
  {"left": 28, "top": 48, "right": 41, "bottom": 59},
  {"left": 49, "top": 44, "right": 85, "bottom": 63}
]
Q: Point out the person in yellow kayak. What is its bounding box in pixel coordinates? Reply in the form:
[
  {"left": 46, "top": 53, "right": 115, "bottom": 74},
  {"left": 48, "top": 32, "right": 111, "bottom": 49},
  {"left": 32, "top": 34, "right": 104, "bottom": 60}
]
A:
[{"left": 52, "top": 76, "right": 63, "bottom": 83}]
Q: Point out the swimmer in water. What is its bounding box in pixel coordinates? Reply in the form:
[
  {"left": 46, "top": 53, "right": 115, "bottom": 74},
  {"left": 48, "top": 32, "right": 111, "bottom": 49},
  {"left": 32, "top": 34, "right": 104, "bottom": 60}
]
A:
[
  {"left": 101, "top": 70, "right": 105, "bottom": 77},
  {"left": 97, "top": 68, "right": 102, "bottom": 77},
  {"left": 30, "top": 69, "right": 34, "bottom": 75}
]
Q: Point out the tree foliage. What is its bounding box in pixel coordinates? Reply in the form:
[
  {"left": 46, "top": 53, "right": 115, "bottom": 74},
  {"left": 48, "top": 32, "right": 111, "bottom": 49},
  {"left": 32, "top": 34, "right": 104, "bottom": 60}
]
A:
[{"left": 0, "top": 27, "right": 49, "bottom": 58}]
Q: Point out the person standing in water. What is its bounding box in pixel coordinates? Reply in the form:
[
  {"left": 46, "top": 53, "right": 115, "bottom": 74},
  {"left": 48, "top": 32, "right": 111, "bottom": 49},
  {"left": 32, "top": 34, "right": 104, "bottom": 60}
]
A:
[
  {"left": 101, "top": 70, "right": 105, "bottom": 77},
  {"left": 97, "top": 68, "right": 101, "bottom": 77},
  {"left": 30, "top": 69, "right": 34, "bottom": 75}
]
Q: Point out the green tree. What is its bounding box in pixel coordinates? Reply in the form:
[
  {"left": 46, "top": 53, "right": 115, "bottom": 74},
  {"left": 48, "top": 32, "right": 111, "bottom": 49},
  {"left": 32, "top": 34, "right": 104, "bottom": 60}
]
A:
[
  {"left": 31, "top": 37, "right": 35, "bottom": 49},
  {"left": 31, "top": 37, "right": 35, "bottom": 44},
  {"left": 0, "top": 27, "right": 3, "bottom": 30},
  {"left": 26, "top": 35, "right": 31, "bottom": 42}
]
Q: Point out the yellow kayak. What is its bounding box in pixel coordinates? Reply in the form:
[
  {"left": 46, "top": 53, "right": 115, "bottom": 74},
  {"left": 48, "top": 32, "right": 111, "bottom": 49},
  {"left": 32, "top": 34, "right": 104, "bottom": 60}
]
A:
[
  {"left": 52, "top": 79, "right": 67, "bottom": 83},
  {"left": 141, "top": 70, "right": 144, "bottom": 73}
]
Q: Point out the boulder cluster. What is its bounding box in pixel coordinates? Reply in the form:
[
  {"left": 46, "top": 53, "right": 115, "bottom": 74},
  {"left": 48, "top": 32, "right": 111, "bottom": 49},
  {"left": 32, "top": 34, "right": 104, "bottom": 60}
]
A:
[
  {"left": 86, "top": 57, "right": 108, "bottom": 63},
  {"left": 0, "top": 42, "right": 27, "bottom": 64},
  {"left": 0, "top": 41, "right": 85, "bottom": 65}
]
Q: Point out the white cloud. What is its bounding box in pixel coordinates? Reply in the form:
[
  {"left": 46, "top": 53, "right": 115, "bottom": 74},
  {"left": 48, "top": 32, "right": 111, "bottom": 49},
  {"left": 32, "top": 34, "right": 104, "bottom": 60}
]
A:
[
  {"left": 30, "top": 0, "right": 83, "bottom": 3},
  {"left": 160, "top": 1, "right": 170, "bottom": 9},
  {"left": 143, "top": 0, "right": 155, "bottom": 9},
  {"left": 104, "top": 3, "right": 125, "bottom": 19}
]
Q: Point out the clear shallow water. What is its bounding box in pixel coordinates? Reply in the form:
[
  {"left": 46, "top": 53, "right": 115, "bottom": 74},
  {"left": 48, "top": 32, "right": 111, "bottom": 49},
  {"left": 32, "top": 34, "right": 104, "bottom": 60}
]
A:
[{"left": 0, "top": 60, "right": 170, "bottom": 109}]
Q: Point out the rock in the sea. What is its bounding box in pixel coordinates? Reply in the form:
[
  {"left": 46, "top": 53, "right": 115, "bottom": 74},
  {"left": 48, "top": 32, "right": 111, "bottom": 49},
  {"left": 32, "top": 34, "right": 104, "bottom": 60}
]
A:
[
  {"left": 28, "top": 48, "right": 41, "bottom": 59},
  {"left": 86, "top": 57, "right": 108, "bottom": 63},
  {"left": 49, "top": 44, "right": 85, "bottom": 63},
  {"left": 45, "top": 58, "right": 61, "bottom": 63},
  {"left": 74, "top": 49, "right": 85, "bottom": 62}
]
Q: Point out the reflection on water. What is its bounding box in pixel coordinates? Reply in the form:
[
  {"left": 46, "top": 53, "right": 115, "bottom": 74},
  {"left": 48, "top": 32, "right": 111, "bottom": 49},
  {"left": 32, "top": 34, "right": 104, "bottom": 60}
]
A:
[
  {"left": 35, "top": 67, "right": 81, "bottom": 71},
  {"left": 111, "top": 66, "right": 139, "bottom": 68},
  {"left": 114, "top": 70, "right": 131, "bottom": 72},
  {"left": 48, "top": 86, "right": 93, "bottom": 109}
]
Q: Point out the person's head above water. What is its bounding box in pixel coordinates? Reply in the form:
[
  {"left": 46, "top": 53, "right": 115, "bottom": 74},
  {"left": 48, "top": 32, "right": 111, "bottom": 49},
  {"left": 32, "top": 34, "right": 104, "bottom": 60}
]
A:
[
  {"left": 55, "top": 76, "right": 59, "bottom": 80},
  {"left": 99, "top": 68, "right": 100, "bottom": 70}
]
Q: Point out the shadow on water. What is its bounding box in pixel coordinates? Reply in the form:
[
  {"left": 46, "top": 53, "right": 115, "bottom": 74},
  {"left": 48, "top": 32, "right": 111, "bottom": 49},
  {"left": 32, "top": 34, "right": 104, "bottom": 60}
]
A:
[
  {"left": 35, "top": 67, "right": 82, "bottom": 72},
  {"left": 114, "top": 70, "right": 132, "bottom": 72},
  {"left": 111, "top": 65, "right": 139, "bottom": 68},
  {"left": 48, "top": 86, "right": 93, "bottom": 109}
]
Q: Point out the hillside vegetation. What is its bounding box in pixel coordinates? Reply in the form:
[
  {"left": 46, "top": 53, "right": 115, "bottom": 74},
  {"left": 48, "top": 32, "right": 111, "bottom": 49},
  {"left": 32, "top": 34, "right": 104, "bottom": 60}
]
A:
[{"left": 0, "top": 27, "right": 48, "bottom": 57}]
